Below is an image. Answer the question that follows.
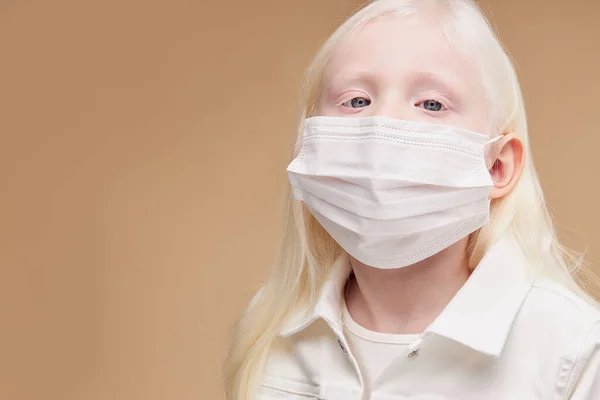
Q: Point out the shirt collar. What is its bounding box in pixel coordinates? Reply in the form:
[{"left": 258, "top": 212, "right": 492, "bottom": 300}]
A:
[{"left": 278, "top": 235, "right": 537, "bottom": 357}]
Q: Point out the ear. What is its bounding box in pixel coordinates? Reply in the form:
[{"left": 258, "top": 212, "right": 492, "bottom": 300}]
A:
[{"left": 487, "top": 133, "right": 525, "bottom": 199}]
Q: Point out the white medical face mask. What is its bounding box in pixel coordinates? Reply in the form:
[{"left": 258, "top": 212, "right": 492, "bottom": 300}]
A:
[{"left": 287, "top": 116, "right": 503, "bottom": 269}]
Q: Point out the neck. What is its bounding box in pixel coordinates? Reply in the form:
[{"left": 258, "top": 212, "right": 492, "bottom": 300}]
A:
[{"left": 345, "top": 238, "right": 471, "bottom": 334}]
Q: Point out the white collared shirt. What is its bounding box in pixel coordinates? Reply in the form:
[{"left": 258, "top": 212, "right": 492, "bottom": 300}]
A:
[{"left": 258, "top": 237, "right": 600, "bottom": 399}]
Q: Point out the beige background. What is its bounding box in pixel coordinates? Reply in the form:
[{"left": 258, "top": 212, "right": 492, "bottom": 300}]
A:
[{"left": 0, "top": 0, "right": 598, "bottom": 399}]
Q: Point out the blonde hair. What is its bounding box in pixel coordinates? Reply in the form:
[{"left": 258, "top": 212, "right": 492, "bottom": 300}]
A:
[{"left": 223, "top": 1, "right": 597, "bottom": 398}]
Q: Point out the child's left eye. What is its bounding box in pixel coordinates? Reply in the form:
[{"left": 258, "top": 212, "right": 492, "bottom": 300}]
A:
[
  {"left": 417, "top": 99, "right": 447, "bottom": 112},
  {"left": 341, "top": 97, "right": 371, "bottom": 108}
]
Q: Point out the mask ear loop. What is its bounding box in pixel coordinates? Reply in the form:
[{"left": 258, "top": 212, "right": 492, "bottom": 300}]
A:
[
  {"left": 484, "top": 133, "right": 508, "bottom": 169},
  {"left": 486, "top": 133, "right": 507, "bottom": 145}
]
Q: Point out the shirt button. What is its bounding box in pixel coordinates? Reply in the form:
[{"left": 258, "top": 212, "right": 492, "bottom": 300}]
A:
[
  {"left": 407, "top": 349, "right": 419, "bottom": 359},
  {"left": 338, "top": 338, "right": 348, "bottom": 355}
]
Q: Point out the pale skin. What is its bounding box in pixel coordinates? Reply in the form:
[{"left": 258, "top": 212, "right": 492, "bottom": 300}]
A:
[{"left": 317, "top": 13, "right": 525, "bottom": 334}]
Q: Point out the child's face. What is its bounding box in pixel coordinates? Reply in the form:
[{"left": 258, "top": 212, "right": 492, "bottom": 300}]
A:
[{"left": 318, "top": 14, "right": 491, "bottom": 135}]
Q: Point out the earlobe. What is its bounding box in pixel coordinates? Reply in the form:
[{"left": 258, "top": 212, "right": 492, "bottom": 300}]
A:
[{"left": 488, "top": 133, "right": 525, "bottom": 199}]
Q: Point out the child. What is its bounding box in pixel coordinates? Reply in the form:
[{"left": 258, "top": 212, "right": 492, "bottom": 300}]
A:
[{"left": 224, "top": 0, "right": 600, "bottom": 398}]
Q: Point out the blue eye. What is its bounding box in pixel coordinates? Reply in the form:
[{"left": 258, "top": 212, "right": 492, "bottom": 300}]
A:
[
  {"left": 418, "top": 99, "right": 445, "bottom": 112},
  {"left": 342, "top": 97, "right": 371, "bottom": 108}
]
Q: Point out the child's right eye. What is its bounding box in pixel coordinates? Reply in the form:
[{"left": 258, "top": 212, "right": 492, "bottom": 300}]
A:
[{"left": 341, "top": 97, "right": 372, "bottom": 108}]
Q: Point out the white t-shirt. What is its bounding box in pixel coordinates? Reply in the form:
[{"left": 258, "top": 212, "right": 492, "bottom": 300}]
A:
[{"left": 342, "top": 300, "right": 420, "bottom": 389}]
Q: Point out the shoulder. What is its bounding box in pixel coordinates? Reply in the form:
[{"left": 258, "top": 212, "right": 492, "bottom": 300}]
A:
[
  {"left": 522, "top": 277, "right": 600, "bottom": 332},
  {"left": 525, "top": 279, "right": 600, "bottom": 397},
  {"left": 494, "top": 278, "right": 600, "bottom": 396},
  {"left": 511, "top": 277, "right": 600, "bottom": 378}
]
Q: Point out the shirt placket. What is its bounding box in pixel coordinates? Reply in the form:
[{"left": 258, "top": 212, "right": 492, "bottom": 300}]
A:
[
  {"left": 326, "top": 319, "right": 367, "bottom": 400},
  {"left": 371, "top": 333, "right": 429, "bottom": 390}
]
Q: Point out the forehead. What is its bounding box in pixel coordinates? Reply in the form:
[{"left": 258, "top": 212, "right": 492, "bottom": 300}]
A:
[{"left": 325, "top": 13, "right": 484, "bottom": 93}]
